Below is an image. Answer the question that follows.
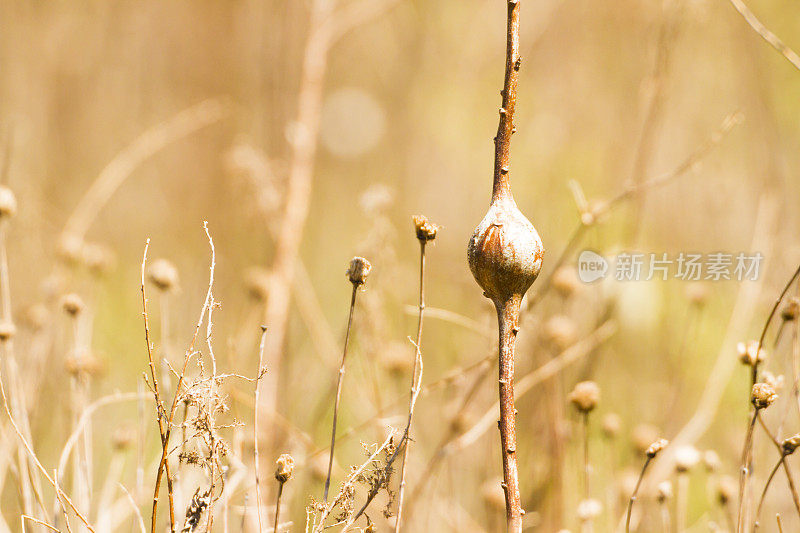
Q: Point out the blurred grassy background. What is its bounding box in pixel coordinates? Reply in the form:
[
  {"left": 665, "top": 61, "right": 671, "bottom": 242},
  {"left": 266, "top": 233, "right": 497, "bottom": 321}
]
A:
[{"left": 1, "top": 0, "right": 800, "bottom": 531}]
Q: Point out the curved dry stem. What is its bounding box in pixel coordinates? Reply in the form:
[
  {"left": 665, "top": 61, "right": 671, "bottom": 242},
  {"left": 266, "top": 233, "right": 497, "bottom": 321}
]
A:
[
  {"left": 738, "top": 410, "right": 759, "bottom": 533},
  {"left": 754, "top": 456, "right": 783, "bottom": 531},
  {"left": 625, "top": 456, "right": 652, "bottom": 533}
]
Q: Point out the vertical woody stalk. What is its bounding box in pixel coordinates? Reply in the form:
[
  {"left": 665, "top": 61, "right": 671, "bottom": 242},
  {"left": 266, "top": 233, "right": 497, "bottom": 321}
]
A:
[{"left": 467, "top": 2, "right": 544, "bottom": 531}]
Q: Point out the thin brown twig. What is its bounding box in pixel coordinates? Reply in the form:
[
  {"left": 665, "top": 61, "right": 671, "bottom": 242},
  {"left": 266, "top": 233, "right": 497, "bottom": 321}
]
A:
[
  {"left": 754, "top": 455, "right": 783, "bottom": 530},
  {"left": 21, "top": 515, "right": 61, "bottom": 533},
  {"left": 738, "top": 411, "right": 759, "bottom": 533},
  {"left": 625, "top": 456, "right": 652, "bottom": 533},
  {"left": 394, "top": 238, "right": 429, "bottom": 531},
  {"left": 323, "top": 283, "right": 360, "bottom": 502},
  {"left": 274, "top": 480, "right": 285, "bottom": 533},
  {"left": 254, "top": 326, "right": 268, "bottom": 532}
]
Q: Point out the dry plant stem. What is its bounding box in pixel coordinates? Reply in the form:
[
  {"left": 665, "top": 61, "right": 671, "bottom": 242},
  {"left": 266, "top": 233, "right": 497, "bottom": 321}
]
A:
[
  {"left": 755, "top": 414, "right": 800, "bottom": 517},
  {"left": 140, "top": 240, "right": 176, "bottom": 532},
  {"left": 323, "top": 283, "right": 359, "bottom": 502},
  {"left": 754, "top": 456, "right": 783, "bottom": 530},
  {"left": 21, "top": 516, "right": 60, "bottom": 533},
  {"left": 753, "top": 263, "right": 800, "bottom": 384},
  {"left": 582, "top": 411, "right": 590, "bottom": 499},
  {"left": 625, "top": 456, "right": 652, "bottom": 533},
  {"left": 151, "top": 222, "right": 216, "bottom": 533},
  {"left": 394, "top": 239, "right": 428, "bottom": 532},
  {"left": 274, "top": 481, "right": 285, "bottom": 533},
  {"left": 738, "top": 411, "right": 759, "bottom": 533},
  {"left": 496, "top": 295, "right": 524, "bottom": 532},
  {"left": 726, "top": 0, "right": 800, "bottom": 72},
  {"left": 254, "top": 327, "right": 268, "bottom": 532}
]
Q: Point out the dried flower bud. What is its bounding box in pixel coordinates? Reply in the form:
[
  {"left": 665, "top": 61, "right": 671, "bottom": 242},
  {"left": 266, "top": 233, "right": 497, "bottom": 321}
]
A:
[
  {"left": 568, "top": 381, "right": 600, "bottom": 413},
  {"left": 23, "top": 304, "right": 49, "bottom": 331},
  {"left": 685, "top": 282, "right": 709, "bottom": 306},
  {"left": 781, "top": 297, "right": 800, "bottom": 322},
  {"left": 147, "top": 259, "right": 179, "bottom": 292},
  {"left": 0, "top": 186, "right": 17, "bottom": 220},
  {"left": 552, "top": 266, "right": 581, "bottom": 298},
  {"left": 244, "top": 266, "right": 271, "bottom": 301},
  {"left": 645, "top": 438, "right": 669, "bottom": 459},
  {"left": 656, "top": 481, "right": 673, "bottom": 503},
  {"left": 674, "top": 445, "right": 700, "bottom": 472},
  {"left": 601, "top": 413, "right": 622, "bottom": 439},
  {"left": 112, "top": 425, "right": 136, "bottom": 451},
  {"left": 717, "top": 475, "right": 737, "bottom": 505},
  {"left": 380, "top": 341, "right": 413, "bottom": 375},
  {"left": 0, "top": 187, "right": 17, "bottom": 219},
  {"left": 751, "top": 382, "right": 777, "bottom": 410},
  {"left": 577, "top": 499, "right": 602, "bottom": 521},
  {"left": 738, "top": 340, "right": 766, "bottom": 367},
  {"left": 58, "top": 233, "right": 84, "bottom": 265},
  {"left": 0, "top": 321, "right": 15, "bottom": 342},
  {"left": 703, "top": 450, "right": 721, "bottom": 472},
  {"left": 544, "top": 315, "right": 577, "bottom": 350},
  {"left": 274, "top": 453, "right": 294, "bottom": 483},
  {"left": 782, "top": 434, "right": 800, "bottom": 455},
  {"left": 60, "top": 293, "right": 85, "bottom": 316},
  {"left": 65, "top": 351, "right": 102, "bottom": 378},
  {"left": 346, "top": 257, "right": 371, "bottom": 286},
  {"left": 82, "top": 242, "right": 115, "bottom": 275},
  {"left": 467, "top": 194, "right": 544, "bottom": 303},
  {"left": 413, "top": 215, "right": 438, "bottom": 242}
]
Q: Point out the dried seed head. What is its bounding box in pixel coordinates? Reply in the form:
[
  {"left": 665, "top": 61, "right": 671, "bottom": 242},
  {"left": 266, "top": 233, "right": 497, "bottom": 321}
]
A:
[
  {"left": 544, "top": 315, "right": 578, "bottom": 350},
  {"left": 645, "top": 438, "right": 669, "bottom": 459},
  {"left": 781, "top": 297, "right": 800, "bottom": 322},
  {"left": 112, "top": 425, "right": 136, "bottom": 451},
  {"left": 380, "top": 341, "right": 413, "bottom": 376},
  {"left": 703, "top": 450, "right": 721, "bottom": 472},
  {"left": 737, "top": 340, "right": 766, "bottom": 367},
  {"left": 467, "top": 196, "right": 544, "bottom": 303},
  {"left": 0, "top": 187, "right": 17, "bottom": 219},
  {"left": 568, "top": 381, "right": 600, "bottom": 413},
  {"left": 60, "top": 293, "right": 85, "bottom": 316},
  {"left": 274, "top": 453, "right": 294, "bottom": 483},
  {"left": 601, "top": 413, "right": 622, "bottom": 439},
  {"left": 480, "top": 477, "right": 506, "bottom": 511},
  {"left": 656, "top": 481, "right": 673, "bottom": 503},
  {"left": 65, "top": 351, "right": 102, "bottom": 378},
  {"left": 23, "top": 304, "right": 49, "bottom": 331},
  {"left": 243, "top": 266, "right": 271, "bottom": 301},
  {"left": 346, "top": 257, "right": 371, "bottom": 286},
  {"left": 359, "top": 184, "right": 393, "bottom": 215},
  {"left": 147, "top": 259, "right": 179, "bottom": 292},
  {"left": 717, "top": 475, "right": 737, "bottom": 505},
  {"left": 0, "top": 321, "right": 15, "bottom": 342},
  {"left": 577, "top": 499, "right": 602, "bottom": 522},
  {"left": 58, "top": 233, "right": 84, "bottom": 265},
  {"left": 751, "top": 382, "right": 777, "bottom": 410},
  {"left": 782, "top": 434, "right": 800, "bottom": 455},
  {"left": 413, "top": 215, "right": 438, "bottom": 242},
  {"left": 82, "top": 242, "right": 115, "bottom": 275},
  {"left": 552, "top": 266, "right": 581, "bottom": 298},
  {"left": 632, "top": 424, "right": 660, "bottom": 456},
  {"left": 674, "top": 445, "right": 700, "bottom": 472}
]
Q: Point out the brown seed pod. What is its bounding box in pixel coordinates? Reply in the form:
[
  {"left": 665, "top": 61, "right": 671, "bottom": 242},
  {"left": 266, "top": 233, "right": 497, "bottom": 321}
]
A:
[
  {"left": 60, "top": 293, "right": 85, "bottom": 316},
  {"left": 0, "top": 187, "right": 17, "bottom": 219},
  {"left": 346, "top": 257, "right": 371, "bottom": 286},
  {"left": 274, "top": 453, "right": 295, "bottom": 483},
  {"left": 147, "top": 259, "right": 179, "bottom": 292},
  {"left": 0, "top": 321, "right": 15, "bottom": 342}
]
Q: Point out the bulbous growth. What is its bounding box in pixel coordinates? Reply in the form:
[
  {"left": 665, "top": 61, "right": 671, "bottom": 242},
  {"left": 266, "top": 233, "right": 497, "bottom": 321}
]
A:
[{"left": 468, "top": 194, "right": 544, "bottom": 304}]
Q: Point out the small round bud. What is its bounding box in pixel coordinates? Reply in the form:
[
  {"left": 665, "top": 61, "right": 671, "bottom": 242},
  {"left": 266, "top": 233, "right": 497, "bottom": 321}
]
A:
[
  {"left": 552, "top": 266, "right": 581, "bottom": 298},
  {"left": 82, "top": 242, "right": 115, "bottom": 275},
  {"left": 703, "top": 450, "right": 721, "bottom": 472},
  {"left": 751, "top": 382, "right": 777, "bottom": 410},
  {"left": 646, "top": 438, "right": 669, "bottom": 459},
  {"left": 274, "top": 453, "right": 294, "bottom": 483},
  {"left": 674, "top": 445, "right": 700, "bottom": 472},
  {"left": 738, "top": 340, "right": 766, "bottom": 367},
  {"left": 23, "top": 304, "right": 49, "bottom": 331},
  {"left": 243, "top": 266, "right": 271, "bottom": 301},
  {"left": 781, "top": 297, "right": 800, "bottom": 322},
  {"left": 0, "top": 321, "right": 16, "bottom": 342},
  {"left": 147, "top": 259, "right": 179, "bottom": 292},
  {"left": 112, "top": 425, "right": 136, "bottom": 451},
  {"left": 346, "top": 257, "right": 371, "bottom": 286},
  {"left": 544, "top": 315, "right": 577, "bottom": 350},
  {"left": 782, "top": 434, "right": 800, "bottom": 455},
  {"left": 601, "top": 413, "right": 622, "bottom": 439},
  {"left": 685, "top": 282, "right": 709, "bottom": 307},
  {"left": 0, "top": 187, "right": 17, "bottom": 219},
  {"left": 60, "top": 293, "right": 85, "bottom": 316},
  {"left": 58, "top": 233, "right": 84, "bottom": 265},
  {"left": 413, "top": 215, "right": 438, "bottom": 242},
  {"left": 380, "top": 341, "right": 413, "bottom": 376},
  {"left": 717, "top": 475, "right": 737, "bottom": 505},
  {"left": 656, "top": 481, "right": 673, "bottom": 503},
  {"left": 568, "top": 381, "right": 600, "bottom": 413},
  {"left": 577, "top": 499, "right": 602, "bottom": 522}
]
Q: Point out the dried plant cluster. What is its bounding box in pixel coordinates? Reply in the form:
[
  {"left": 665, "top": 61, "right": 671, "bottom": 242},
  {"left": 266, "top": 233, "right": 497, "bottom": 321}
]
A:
[{"left": 1, "top": 0, "right": 800, "bottom": 532}]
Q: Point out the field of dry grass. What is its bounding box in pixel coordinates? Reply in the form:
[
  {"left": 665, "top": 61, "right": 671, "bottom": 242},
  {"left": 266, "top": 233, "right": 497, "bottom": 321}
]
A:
[{"left": 1, "top": 1, "right": 800, "bottom": 532}]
